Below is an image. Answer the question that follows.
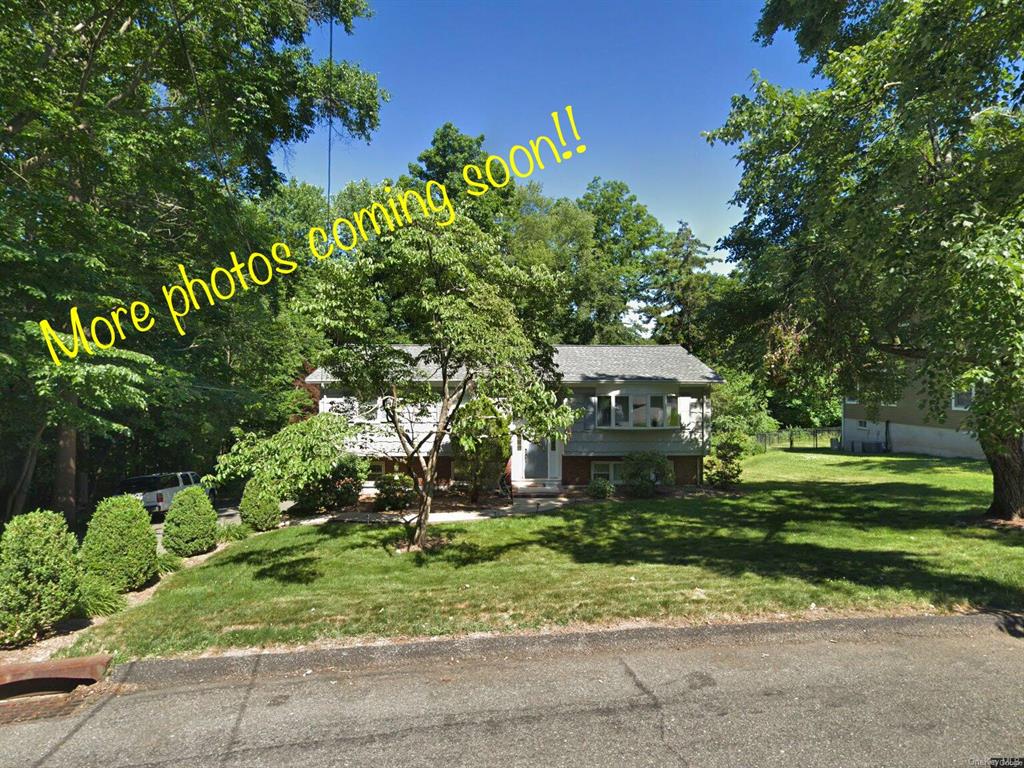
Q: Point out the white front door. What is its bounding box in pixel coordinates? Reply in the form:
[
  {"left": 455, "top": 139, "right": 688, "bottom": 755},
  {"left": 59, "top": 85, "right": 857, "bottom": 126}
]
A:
[{"left": 513, "top": 435, "right": 562, "bottom": 484}]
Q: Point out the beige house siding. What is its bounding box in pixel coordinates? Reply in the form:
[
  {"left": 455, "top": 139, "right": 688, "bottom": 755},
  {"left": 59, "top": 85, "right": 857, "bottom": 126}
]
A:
[{"left": 842, "top": 387, "right": 983, "bottom": 459}]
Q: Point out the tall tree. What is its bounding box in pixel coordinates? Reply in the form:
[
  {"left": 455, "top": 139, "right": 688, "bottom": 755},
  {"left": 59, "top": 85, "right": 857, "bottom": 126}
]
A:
[
  {"left": 575, "top": 178, "right": 667, "bottom": 343},
  {"left": 0, "top": 1, "right": 385, "bottom": 523},
  {"left": 710, "top": 0, "right": 1024, "bottom": 517},
  {"left": 302, "top": 191, "right": 576, "bottom": 548}
]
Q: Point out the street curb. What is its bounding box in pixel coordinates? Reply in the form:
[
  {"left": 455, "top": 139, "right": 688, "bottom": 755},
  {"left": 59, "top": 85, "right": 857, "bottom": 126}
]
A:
[{"left": 112, "top": 611, "right": 1023, "bottom": 690}]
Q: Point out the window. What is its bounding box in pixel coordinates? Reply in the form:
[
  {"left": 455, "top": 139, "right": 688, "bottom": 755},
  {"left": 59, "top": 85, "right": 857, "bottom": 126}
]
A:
[
  {"left": 631, "top": 396, "right": 647, "bottom": 427},
  {"left": 614, "top": 395, "right": 630, "bottom": 427},
  {"left": 369, "top": 461, "right": 385, "bottom": 479},
  {"left": 592, "top": 461, "right": 623, "bottom": 484},
  {"left": 572, "top": 391, "right": 596, "bottom": 432},
  {"left": 595, "top": 394, "right": 682, "bottom": 429},
  {"left": 857, "top": 420, "right": 868, "bottom": 429},
  {"left": 180, "top": 473, "right": 194, "bottom": 486},
  {"left": 649, "top": 395, "right": 665, "bottom": 427},
  {"left": 951, "top": 386, "right": 975, "bottom": 411}
]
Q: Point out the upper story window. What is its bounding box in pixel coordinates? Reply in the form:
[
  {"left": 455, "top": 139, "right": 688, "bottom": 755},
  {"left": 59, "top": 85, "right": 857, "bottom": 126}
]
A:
[
  {"left": 594, "top": 394, "right": 680, "bottom": 429},
  {"left": 951, "top": 386, "right": 975, "bottom": 412}
]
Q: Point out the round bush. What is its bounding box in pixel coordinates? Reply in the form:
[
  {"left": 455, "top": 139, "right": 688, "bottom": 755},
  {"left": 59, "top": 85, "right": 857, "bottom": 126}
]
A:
[
  {"left": 587, "top": 477, "right": 615, "bottom": 499},
  {"left": 622, "top": 452, "right": 675, "bottom": 498},
  {"left": 0, "top": 510, "right": 82, "bottom": 647},
  {"left": 163, "top": 487, "right": 218, "bottom": 557},
  {"left": 81, "top": 495, "right": 158, "bottom": 593},
  {"left": 374, "top": 472, "right": 417, "bottom": 511},
  {"left": 239, "top": 480, "right": 281, "bottom": 531},
  {"left": 296, "top": 454, "right": 367, "bottom": 512}
]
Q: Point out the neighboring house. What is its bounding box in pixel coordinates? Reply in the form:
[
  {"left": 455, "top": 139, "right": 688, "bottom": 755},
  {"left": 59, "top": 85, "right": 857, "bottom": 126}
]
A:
[
  {"left": 841, "top": 386, "right": 981, "bottom": 459},
  {"left": 306, "top": 344, "right": 722, "bottom": 489}
]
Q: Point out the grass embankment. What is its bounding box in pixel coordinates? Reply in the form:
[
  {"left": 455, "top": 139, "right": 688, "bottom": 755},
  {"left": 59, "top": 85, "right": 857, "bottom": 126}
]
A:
[{"left": 66, "top": 450, "right": 1024, "bottom": 659}]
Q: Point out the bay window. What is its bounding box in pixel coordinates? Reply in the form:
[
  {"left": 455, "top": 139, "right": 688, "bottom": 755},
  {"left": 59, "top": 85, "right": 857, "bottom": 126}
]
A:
[{"left": 584, "top": 393, "right": 689, "bottom": 429}]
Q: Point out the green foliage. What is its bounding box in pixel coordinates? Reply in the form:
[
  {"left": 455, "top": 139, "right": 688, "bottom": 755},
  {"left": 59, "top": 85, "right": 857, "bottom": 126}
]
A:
[
  {"left": 75, "top": 573, "right": 127, "bottom": 618},
  {"left": 157, "top": 552, "right": 184, "bottom": 575},
  {"left": 0, "top": 510, "right": 81, "bottom": 647},
  {"left": 0, "top": 1, "right": 384, "bottom": 523},
  {"left": 574, "top": 178, "right": 668, "bottom": 343},
  {"left": 710, "top": 0, "right": 1024, "bottom": 515},
  {"left": 218, "top": 523, "right": 253, "bottom": 543},
  {"left": 621, "top": 452, "right": 675, "bottom": 498},
  {"left": 374, "top": 473, "right": 417, "bottom": 512},
  {"left": 302, "top": 176, "right": 578, "bottom": 545},
  {"left": 705, "top": 432, "right": 746, "bottom": 488},
  {"left": 239, "top": 480, "right": 281, "bottom": 532},
  {"left": 587, "top": 477, "right": 615, "bottom": 499},
  {"left": 81, "top": 495, "right": 158, "bottom": 593},
  {"left": 296, "top": 453, "right": 367, "bottom": 512},
  {"left": 712, "top": 368, "right": 780, "bottom": 453},
  {"left": 211, "top": 414, "right": 363, "bottom": 506},
  {"left": 452, "top": 395, "right": 511, "bottom": 503},
  {"left": 163, "top": 487, "right": 218, "bottom": 557}
]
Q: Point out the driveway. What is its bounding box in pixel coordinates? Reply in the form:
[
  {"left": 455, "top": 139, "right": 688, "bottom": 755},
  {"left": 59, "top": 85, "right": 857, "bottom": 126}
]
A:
[{"left": 2, "top": 613, "right": 1022, "bottom": 767}]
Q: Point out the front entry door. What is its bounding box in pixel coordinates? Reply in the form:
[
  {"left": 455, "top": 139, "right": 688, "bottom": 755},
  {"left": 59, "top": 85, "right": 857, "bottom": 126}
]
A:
[
  {"left": 524, "top": 438, "right": 549, "bottom": 479},
  {"left": 521, "top": 437, "right": 562, "bottom": 483}
]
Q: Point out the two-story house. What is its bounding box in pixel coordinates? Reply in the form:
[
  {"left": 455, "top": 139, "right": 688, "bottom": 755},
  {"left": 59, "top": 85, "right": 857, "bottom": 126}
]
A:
[{"left": 306, "top": 345, "right": 722, "bottom": 489}]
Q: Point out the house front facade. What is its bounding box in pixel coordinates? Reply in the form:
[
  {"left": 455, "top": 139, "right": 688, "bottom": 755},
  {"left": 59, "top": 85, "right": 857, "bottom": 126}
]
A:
[
  {"left": 841, "top": 386, "right": 982, "bottom": 459},
  {"left": 307, "top": 344, "right": 722, "bottom": 489}
]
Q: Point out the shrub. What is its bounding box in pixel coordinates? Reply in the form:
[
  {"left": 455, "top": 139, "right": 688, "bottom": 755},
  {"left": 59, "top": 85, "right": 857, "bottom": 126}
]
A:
[
  {"left": 75, "top": 573, "right": 127, "bottom": 618},
  {"left": 705, "top": 431, "right": 745, "bottom": 488},
  {"left": 621, "top": 452, "right": 675, "bottom": 498},
  {"left": 157, "top": 552, "right": 183, "bottom": 574},
  {"left": 296, "top": 453, "right": 367, "bottom": 512},
  {"left": 374, "top": 472, "right": 417, "bottom": 511},
  {"left": 218, "top": 522, "right": 253, "bottom": 543},
  {"left": 163, "top": 487, "right": 218, "bottom": 557},
  {"left": 81, "top": 495, "right": 158, "bottom": 593},
  {"left": 587, "top": 477, "right": 615, "bottom": 499},
  {"left": 0, "top": 510, "right": 82, "bottom": 647},
  {"left": 239, "top": 480, "right": 281, "bottom": 531},
  {"left": 210, "top": 413, "right": 363, "bottom": 503}
]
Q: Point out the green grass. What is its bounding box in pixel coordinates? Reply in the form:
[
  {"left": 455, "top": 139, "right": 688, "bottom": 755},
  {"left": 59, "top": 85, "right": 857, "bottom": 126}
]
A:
[{"left": 65, "top": 450, "right": 1024, "bottom": 660}]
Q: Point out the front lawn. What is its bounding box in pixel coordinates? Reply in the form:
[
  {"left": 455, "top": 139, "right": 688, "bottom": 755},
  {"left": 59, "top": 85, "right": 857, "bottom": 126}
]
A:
[{"left": 66, "top": 450, "right": 1024, "bottom": 660}]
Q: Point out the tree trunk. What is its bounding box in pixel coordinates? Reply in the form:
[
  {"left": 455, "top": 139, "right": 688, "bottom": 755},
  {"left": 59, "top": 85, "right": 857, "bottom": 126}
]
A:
[
  {"left": 415, "top": 490, "right": 432, "bottom": 548},
  {"left": 4, "top": 423, "right": 44, "bottom": 523},
  {"left": 54, "top": 421, "right": 78, "bottom": 529},
  {"left": 980, "top": 433, "right": 1024, "bottom": 521}
]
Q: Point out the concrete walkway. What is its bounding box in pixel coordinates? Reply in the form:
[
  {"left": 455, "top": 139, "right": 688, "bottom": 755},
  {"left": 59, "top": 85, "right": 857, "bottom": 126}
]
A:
[{"left": 3, "top": 613, "right": 1022, "bottom": 767}]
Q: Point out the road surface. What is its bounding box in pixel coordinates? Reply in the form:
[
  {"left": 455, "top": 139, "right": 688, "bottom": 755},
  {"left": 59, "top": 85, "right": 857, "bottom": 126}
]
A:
[{"left": 2, "top": 613, "right": 1022, "bottom": 767}]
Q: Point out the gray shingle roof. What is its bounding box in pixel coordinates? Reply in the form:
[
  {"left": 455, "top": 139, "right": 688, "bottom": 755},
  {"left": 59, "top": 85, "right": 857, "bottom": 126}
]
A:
[
  {"left": 307, "top": 345, "right": 720, "bottom": 385},
  {"left": 553, "top": 345, "right": 721, "bottom": 384}
]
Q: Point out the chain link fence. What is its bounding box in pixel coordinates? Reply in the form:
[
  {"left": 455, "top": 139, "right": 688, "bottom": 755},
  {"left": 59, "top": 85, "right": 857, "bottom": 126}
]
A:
[{"left": 755, "top": 427, "right": 842, "bottom": 452}]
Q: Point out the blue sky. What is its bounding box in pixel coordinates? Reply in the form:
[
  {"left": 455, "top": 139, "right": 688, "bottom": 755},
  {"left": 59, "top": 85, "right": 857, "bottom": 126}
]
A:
[{"left": 274, "top": 0, "right": 818, "bottom": 267}]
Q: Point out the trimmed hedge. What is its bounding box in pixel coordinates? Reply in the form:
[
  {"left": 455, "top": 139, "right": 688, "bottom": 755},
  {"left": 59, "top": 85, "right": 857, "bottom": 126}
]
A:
[
  {"left": 163, "top": 487, "right": 218, "bottom": 557},
  {"left": 0, "top": 510, "right": 82, "bottom": 647},
  {"left": 239, "top": 480, "right": 281, "bottom": 531},
  {"left": 81, "top": 495, "right": 158, "bottom": 593},
  {"left": 374, "top": 472, "right": 417, "bottom": 511}
]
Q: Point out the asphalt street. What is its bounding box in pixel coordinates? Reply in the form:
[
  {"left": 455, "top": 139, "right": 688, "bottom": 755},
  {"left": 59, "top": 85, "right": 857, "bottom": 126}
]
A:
[{"left": 2, "top": 613, "right": 1022, "bottom": 767}]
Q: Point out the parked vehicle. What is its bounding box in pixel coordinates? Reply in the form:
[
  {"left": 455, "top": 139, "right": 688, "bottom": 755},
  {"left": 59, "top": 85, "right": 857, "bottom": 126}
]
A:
[{"left": 118, "top": 472, "right": 214, "bottom": 518}]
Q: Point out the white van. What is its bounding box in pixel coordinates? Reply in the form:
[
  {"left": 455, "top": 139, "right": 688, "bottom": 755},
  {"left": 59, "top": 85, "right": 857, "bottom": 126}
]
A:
[{"left": 119, "top": 472, "right": 213, "bottom": 518}]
